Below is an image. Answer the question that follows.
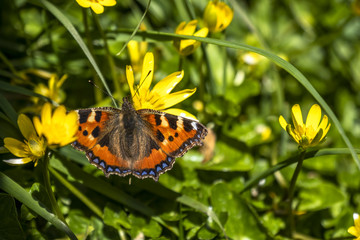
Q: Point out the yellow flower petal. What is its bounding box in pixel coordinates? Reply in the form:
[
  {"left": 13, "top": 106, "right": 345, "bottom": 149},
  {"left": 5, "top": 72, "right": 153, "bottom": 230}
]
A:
[
  {"left": 91, "top": 3, "right": 104, "bottom": 14},
  {"left": 154, "top": 88, "right": 196, "bottom": 110},
  {"left": 41, "top": 103, "right": 52, "bottom": 128},
  {"left": 318, "top": 114, "right": 328, "bottom": 131},
  {"left": 216, "top": 3, "right": 234, "bottom": 31},
  {"left": 126, "top": 65, "right": 136, "bottom": 97},
  {"left": 53, "top": 105, "right": 67, "bottom": 127},
  {"left": 319, "top": 123, "right": 331, "bottom": 142},
  {"left": 286, "top": 125, "right": 301, "bottom": 144},
  {"left": 318, "top": 115, "right": 330, "bottom": 141},
  {"left": 203, "top": 1, "right": 233, "bottom": 33},
  {"left": 194, "top": 27, "right": 209, "bottom": 38},
  {"left": 306, "top": 104, "right": 321, "bottom": 131},
  {"left": 348, "top": 226, "right": 359, "bottom": 237},
  {"left": 355, "top": 213, "right": 360, "bottom": 230},
  {"left": 177, "top": 20, "right": 197, "bottom": 35},
  {"left": 128, "top": 41, "right": 141, "bottom": 65},
  {"left": 150, "top": 71, "right": 184, "bottom": 97},
  {"left": 4, "top": 138, "right": 28, "bottom": 158},
  {"left": 18, "top": 114, "right": 36, "bottom": 140},
  {"left": 174, "top": 20, "right": 207, "bottom": 56},
  {"left": 65, "top": 111, "right": 78, "bottom": 137},
  {"left": 101, "top": 0, "right": 116, "bottom": 6},
  {"left": 3, "top": 158, "right": 33, "bottom": 165},
  {"left": 56, "top": 74, "right": 68, "bottom": 88},
  {"left": 203, "top": 2, "right": 217, "bottom": 31},
  {"left": 291, "top": 104, "right": 304, "bottom": 134},
  {"left": 76, "top": 0, "right": 91, "bottom": 8},
  {"left": 163, "top": 108, "right": 197, "bottom": 120},
  {"left": 139, "top": 52, "right": 154, "bottom": 99},
  {"left": 33, "top": 116, "right": 43, "bottom": 137},
  {"left": 279, "top": 115, "right": 288, "bottom": 131}
]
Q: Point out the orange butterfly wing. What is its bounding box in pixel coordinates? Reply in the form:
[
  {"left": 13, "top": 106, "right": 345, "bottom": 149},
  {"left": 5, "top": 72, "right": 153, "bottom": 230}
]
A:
[
  {"left": 138, "top": 110, "right": 208, "bottom": 157},
  {"left": 72, "top": 108, "right": 132, "bottom": 177}
]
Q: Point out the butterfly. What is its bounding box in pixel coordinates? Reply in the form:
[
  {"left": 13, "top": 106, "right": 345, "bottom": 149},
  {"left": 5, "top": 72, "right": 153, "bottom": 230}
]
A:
[{"left": 71, "top": 98, "right": 208, "bottom": 181}]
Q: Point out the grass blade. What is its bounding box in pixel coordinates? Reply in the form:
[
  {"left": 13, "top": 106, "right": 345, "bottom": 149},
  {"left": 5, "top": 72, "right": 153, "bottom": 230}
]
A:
[{"left": 0, "top": 172, "right": 77, "bottom": 240}]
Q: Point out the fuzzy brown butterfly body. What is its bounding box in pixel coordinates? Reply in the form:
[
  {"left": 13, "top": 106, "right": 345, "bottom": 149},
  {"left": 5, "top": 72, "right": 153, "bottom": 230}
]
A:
[{"left": 72, "top": 99, "right": 208, "bottom": 181}]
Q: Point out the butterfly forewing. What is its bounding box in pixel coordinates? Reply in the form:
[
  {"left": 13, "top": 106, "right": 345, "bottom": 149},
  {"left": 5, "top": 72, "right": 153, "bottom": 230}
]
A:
[{"left": 138, "top": 109, "right": 208, "bottom": 157}]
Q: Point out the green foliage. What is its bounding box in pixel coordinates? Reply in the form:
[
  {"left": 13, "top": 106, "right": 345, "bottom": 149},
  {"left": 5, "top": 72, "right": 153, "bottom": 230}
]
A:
[{"left": 1, "top": 0, "right": 360, "bottom": 239}]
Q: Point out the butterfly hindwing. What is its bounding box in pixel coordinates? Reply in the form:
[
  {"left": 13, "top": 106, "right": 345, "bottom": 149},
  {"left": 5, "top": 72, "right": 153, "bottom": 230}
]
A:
[
  {"left": 138, "top": 109, "right": 208, "bottom": 157},
  {"left": 132, "top": 145, "right": 175, "bottom": 181}
]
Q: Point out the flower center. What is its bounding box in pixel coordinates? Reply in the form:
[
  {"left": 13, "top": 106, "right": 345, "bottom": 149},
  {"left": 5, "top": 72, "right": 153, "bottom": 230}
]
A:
[{"left": 28, "top": 139, "right": 45, "bottom": 158}]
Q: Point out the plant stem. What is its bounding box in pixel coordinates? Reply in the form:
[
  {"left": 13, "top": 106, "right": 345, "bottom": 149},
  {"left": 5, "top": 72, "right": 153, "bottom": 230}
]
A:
[
  {"left": 287, "top": 150, "right": 306, "bottom": 238},
  {"left": 41, "top": 150, "right": 66, "bottom": 223}
]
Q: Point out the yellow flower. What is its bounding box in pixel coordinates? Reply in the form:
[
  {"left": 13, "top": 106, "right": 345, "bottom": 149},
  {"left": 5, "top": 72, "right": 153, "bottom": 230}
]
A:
[
  {"left": 126, "top": 52, "right": 197, "bottom": 119},
  {"left": 348, "top": 213, "right": 360, "bottom": 240},
  {"left": 128, "top": 24, "right": 148, "bottom": 72},
  {"left": 76, "top": 0, "right": 116, "bottom": 14},
  {"left": 4, "top": 114, "right": 46, "bottom": 167},
  {"left": 279, "top": 104, "right": 331, "bottom": 150},
  {"left": 33, "top": 103, "right": 78, "bottom": 147},
  {"left": 173, "top": 20, "right": 209, "bottom": 56},
  {"left": 203, "top": 0, "right": 234, "bottom": 33},
  {"left": 34, "top": 74, "right": 67, "bottom": 104}
]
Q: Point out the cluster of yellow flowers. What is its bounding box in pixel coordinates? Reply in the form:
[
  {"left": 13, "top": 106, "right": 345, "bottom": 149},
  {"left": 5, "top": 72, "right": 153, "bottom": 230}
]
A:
[{"left": 4, "top": 103, "right": 78, "bottom": 166}]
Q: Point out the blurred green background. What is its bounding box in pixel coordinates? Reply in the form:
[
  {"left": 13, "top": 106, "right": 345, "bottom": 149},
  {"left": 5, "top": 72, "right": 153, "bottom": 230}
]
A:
[{"left": 1, "top": 0, "right": 360, "bottom": 239}]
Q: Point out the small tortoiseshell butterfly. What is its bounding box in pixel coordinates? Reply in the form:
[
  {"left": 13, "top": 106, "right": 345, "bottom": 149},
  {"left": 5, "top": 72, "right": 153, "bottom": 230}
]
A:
[{"left": 72, "top": 98, "right": 208, "bottom": 181}]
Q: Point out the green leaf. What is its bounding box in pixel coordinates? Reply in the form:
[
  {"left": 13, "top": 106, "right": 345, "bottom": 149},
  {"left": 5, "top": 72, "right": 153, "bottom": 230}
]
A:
[
  {"left": 104, "top": 203, "right": 131, "bottom": 230},
  {"left": 298, "top": 180, "right": 346, "bottom": 211},
  {"left": 197, "top": 225, "right": 218, "bottom": 239},
  {"left": 202, "top": 141, "right": 254, "bottom": 171},
  {"left": 224, "top": 79, "right": 261, "bottom": 104},
  {"left": 0, "top": 193, "right": 25, "bottom": 240},
  {"left": 261, "top": 212, "right": 285, "bottom": 236},
  {"left": 67, "top": 210, "right": 91, "bottom": 236},
  {"left": 176, "top": 195, "right": 226, "bottom": 238},
  {"left": 0, "top": 172, "right": 77, "bottom": 240},
  {"left": 90, "top": 217, "right": 119, "bottom": 240},
  {"left": 211, "top": 182, "right": 266, "bottom": 240},
  {"left": 223, "top": 118, "right": 272, "bottom": 147},
  {"left": 129, "top": 214, "right": 162, "bottom": 238}
]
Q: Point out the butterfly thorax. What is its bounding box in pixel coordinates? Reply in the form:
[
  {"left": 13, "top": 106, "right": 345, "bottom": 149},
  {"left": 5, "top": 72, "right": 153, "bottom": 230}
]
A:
[{"left": 99, "top": 101, "right": 153, "bottom": 163}]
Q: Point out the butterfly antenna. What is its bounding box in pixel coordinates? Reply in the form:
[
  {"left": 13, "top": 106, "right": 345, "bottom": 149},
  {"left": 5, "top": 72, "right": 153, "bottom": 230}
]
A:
[
  {"left": 88, "top": 80, "right": 117, "bottom": 105},
  {"left": 131, "top": 70, "right": 152, "bottom": 101}
]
